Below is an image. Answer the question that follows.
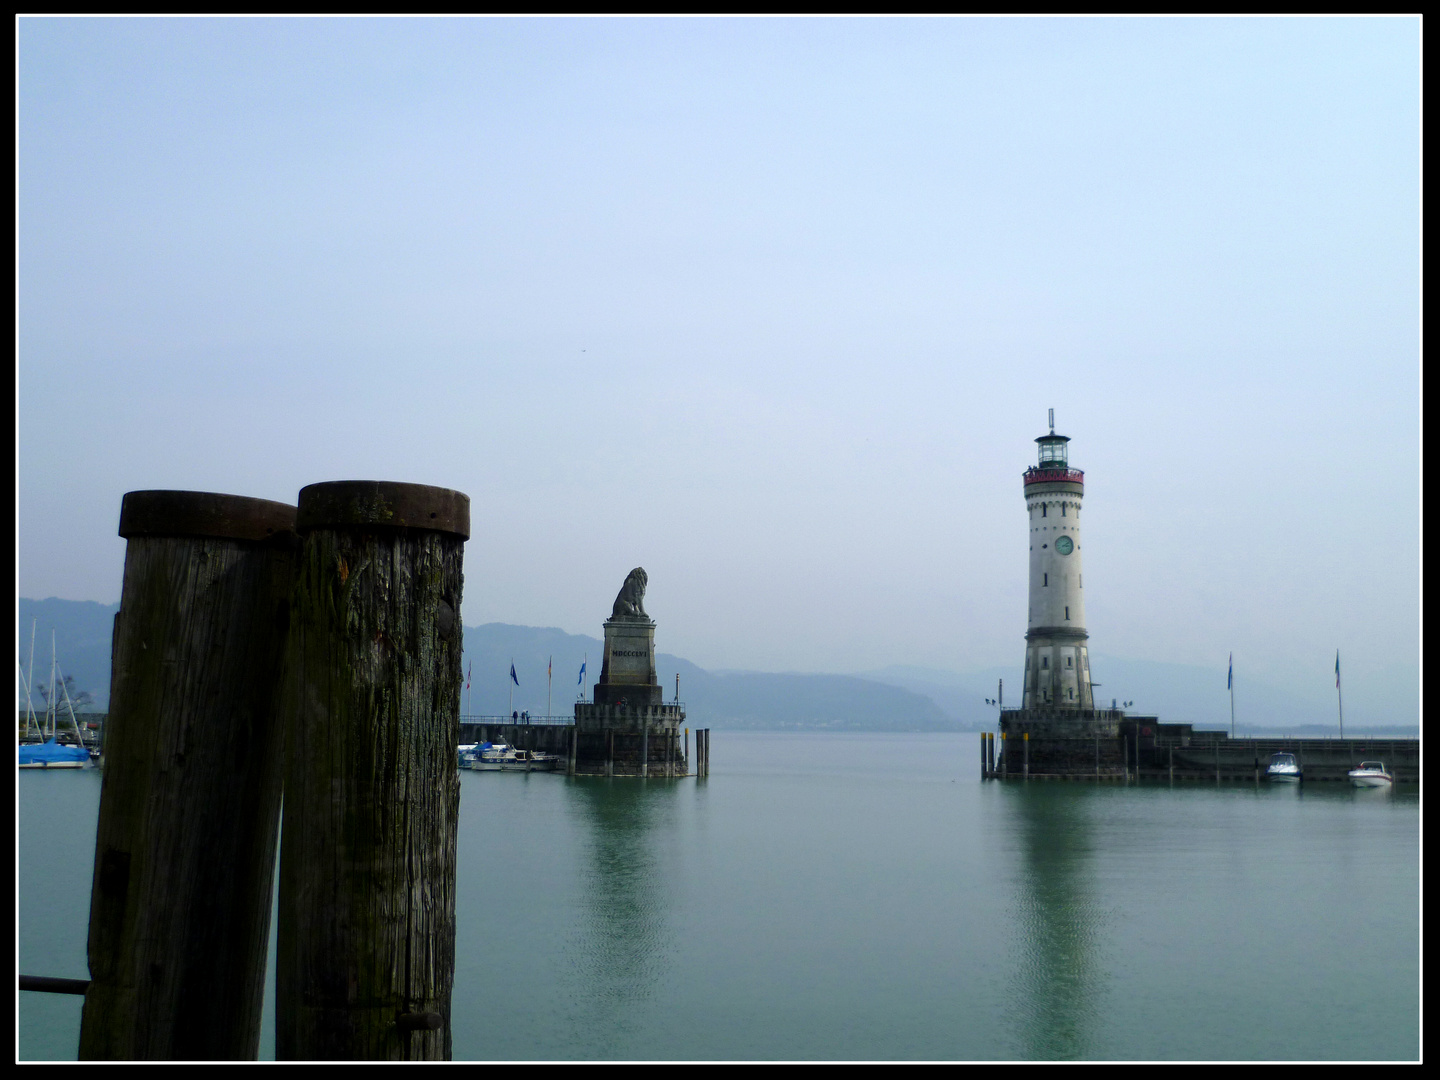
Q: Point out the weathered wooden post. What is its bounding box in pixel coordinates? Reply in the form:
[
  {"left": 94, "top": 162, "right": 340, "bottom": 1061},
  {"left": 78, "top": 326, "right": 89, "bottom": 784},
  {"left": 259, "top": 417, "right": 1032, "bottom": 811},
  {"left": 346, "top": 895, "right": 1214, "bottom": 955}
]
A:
[
  {"left": 80, "top": 491, "right": 297, "bottom": 1060},
  {"left": 276, "top": 481, "right": 468, "bottom": 1061},
  {"left": 1001, "top": 732, "right": 1007, "bottom": 779},
  {"left": 1022, "top": 732, "right": 1029, "bottom": 778}
]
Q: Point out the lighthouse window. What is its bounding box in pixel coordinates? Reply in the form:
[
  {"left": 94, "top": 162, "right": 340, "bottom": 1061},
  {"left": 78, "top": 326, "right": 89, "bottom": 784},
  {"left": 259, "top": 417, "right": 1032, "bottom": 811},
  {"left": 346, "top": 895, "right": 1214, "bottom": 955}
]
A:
[
  {"left": 1068, "top": 688, "right": 1074, "bottom": 700},
  {"left": 1042, "top": 657, "right": 1048, "bottom": 669},
  {"left": 1042, "top": 504, "right": 1047, "bottom": 518},
  {"left": 1065, "top": 606, "right": 1070, "bottom": 620},
  {"left": 1043, "top": 573, "right": 1047, "bottom": 586},
  {"left": 1062, "top": 504, "right": 1066, "bottom": 517},
  {"left": 1066, "top": 657, "right": 1072, "bottom": 668}
]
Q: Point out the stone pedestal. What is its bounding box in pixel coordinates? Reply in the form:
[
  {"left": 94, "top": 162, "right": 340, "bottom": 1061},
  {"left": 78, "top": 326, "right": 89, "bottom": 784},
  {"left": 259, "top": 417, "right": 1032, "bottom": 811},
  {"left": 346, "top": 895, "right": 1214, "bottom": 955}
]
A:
[{"left": 593, "top": 617, "right": 662, "bottom": 708}]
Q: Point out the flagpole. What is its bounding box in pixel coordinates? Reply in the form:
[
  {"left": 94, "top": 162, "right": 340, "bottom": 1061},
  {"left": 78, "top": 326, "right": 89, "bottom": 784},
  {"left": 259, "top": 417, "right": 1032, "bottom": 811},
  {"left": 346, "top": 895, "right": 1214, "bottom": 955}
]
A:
[
  {"left": 1336, "top": 650, "right": 1344, "bottom": 740},
  {"left": 547, "top": 656, "right": 552, "bottom": 719},
  {"left": 509, "top": 658, "right": 513, "bottom": 719},
  {"left": 1228, "top": 652, "right": 1235, "bottom": 739}
]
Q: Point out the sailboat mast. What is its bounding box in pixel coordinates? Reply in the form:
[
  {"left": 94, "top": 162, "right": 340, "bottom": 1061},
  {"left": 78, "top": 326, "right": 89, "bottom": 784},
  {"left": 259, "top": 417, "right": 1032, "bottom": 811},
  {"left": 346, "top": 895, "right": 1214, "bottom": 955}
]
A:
[
  {"left": 25, "top": 619, "right": 37, "bottom": 738},
  {"left": 49, "top": 631, "right": 58, "bottom": 740}
]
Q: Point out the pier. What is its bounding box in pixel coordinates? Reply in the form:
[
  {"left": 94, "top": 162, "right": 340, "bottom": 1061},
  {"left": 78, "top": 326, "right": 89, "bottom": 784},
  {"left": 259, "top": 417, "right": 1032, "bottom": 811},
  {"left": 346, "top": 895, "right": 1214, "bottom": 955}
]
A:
[{"left": 986, "top": 720, "right": 1419, "bottom": 783}]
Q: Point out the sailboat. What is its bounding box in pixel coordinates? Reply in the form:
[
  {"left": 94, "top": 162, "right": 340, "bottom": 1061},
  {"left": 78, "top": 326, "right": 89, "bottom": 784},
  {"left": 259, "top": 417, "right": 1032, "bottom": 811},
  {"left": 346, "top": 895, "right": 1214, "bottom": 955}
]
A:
[{"left": 17, "top": 627, "right": 91, "bottom": 769}]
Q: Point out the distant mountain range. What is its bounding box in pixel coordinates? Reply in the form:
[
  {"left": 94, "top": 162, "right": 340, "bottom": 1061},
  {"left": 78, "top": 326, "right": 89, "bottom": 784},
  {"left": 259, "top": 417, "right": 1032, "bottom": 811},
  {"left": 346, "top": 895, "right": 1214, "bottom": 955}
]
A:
[{"left": 16, "top": 598, "right": 1420, "bottom": 736}]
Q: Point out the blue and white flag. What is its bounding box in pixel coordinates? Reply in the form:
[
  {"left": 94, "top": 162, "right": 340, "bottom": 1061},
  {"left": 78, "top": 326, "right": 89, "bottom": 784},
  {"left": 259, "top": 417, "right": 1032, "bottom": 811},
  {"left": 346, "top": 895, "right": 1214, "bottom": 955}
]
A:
[
  {"left": 578, "top": 661, "right": 586, "bottom": 684},
  {"left": 1227, "top": 653, "right": 1233, "bottom": 690},
  {"left": 510, "top": 663, "right": 519, "bottom": 686},
  {"left": 1335, "top": 650, "right": 1341, "bottom": 689}
]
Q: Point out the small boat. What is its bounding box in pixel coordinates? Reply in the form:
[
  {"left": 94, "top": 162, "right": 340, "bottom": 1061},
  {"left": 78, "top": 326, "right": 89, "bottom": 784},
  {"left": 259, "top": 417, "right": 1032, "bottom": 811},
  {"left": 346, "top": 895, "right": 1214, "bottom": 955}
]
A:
[
  {"left": 467, "top": 743, "right": 560, "bottom": 772},
  {"left": 1348, "top": 761, "right": 1393, "bottom": 787},
  {"left": 469, "top": 742, "right": 515, "bottom": 771},
  {"left": 18, "top": 626, "right": 92, "bottom": 770},
  {"left": 19, "top": 737, "right": 91, "bottom": 769},
  {"left": 458, "top": 743, "right": 482, "bottom": 769},
  {"left": 1266, "top": 752, "right": 1301, "bottom": 782}
]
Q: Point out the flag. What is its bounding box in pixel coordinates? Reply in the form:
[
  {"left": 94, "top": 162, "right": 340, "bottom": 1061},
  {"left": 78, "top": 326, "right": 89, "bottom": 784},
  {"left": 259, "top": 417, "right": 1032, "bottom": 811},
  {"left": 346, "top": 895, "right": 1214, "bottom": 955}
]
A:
[
  {"left": 466, "top": 662, "right": 471, "bottom": 691},
  {"left": 510, "top": 663, "right": 518, "bottom": 686},
  {"left": 548, "top": 656, "right": 552, "bottom": 681},
  {"left": 1227, "top": 653, "right": 1232, "bottom": 690},
  {"left": 1336, "top": 651, "right": 1341, "bottom": 689},
  {"left": 578, "top": 661, "right": 586, "bottom": 684}
]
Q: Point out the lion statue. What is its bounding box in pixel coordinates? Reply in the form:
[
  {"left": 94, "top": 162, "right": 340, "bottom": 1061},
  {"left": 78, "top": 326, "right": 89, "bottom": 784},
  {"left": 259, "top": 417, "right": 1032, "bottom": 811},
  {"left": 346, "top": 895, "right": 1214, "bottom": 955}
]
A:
[{"left": 610, "top": 567, "right": 649, "bottom": 620}]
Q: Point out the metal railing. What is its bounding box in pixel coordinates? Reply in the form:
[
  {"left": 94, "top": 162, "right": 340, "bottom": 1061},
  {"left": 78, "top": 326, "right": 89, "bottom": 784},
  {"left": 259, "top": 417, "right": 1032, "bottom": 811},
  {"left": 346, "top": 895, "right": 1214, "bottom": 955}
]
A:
[{"left": 460, "top": 705, "right": 688, "bottom": 727}]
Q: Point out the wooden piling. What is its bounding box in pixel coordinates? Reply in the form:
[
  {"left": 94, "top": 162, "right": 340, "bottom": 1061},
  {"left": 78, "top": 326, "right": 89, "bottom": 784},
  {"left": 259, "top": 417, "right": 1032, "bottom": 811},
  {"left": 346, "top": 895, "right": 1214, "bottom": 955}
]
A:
[
  {"left": 1001, "top": 732, "right": 1007, "bottom": 779},
  {"left": 79, "top": 491, "right": 298, "bottom": 1061},
  {"left": 1022, "top": 732, "right": 1029, "bottom": 778},
  {"left": 275, "top": 481, "right": 468, "bottom": 1061},
  {"left": 642, "top": 714, "right": 650, "bottom": 778}
]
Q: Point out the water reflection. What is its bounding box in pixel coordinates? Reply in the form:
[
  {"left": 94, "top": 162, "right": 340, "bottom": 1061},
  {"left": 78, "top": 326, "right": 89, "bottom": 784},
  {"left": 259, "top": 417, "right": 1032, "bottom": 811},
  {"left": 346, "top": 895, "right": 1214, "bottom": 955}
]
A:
[
  {"left": 563, "top": 778, "right": 680, "bottom": 1052},
  {"left": 1003, "top": 785, "right": 1108, "bottom": 1061}
]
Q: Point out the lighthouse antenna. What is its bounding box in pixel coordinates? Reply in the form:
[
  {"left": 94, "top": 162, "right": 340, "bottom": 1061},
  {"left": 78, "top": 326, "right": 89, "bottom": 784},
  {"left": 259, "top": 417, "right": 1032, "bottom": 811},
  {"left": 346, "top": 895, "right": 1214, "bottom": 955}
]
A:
[{"left": 1048, "top": 408, "right": 1054, "bottom": 433}]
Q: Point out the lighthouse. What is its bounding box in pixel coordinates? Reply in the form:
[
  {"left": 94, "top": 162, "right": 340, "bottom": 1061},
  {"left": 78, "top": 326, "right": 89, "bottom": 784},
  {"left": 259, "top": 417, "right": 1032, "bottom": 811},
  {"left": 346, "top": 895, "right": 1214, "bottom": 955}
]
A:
[{"left": 1022, "top": 410, "right": 1093, "bottom": 711}]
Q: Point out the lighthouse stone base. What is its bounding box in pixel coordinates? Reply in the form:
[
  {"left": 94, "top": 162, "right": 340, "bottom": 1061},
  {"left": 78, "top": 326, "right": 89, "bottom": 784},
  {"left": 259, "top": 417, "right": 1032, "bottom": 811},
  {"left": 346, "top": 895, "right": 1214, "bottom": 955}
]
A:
[{"left": 998, "top": 706, "right": 1131, "bottom": 778}]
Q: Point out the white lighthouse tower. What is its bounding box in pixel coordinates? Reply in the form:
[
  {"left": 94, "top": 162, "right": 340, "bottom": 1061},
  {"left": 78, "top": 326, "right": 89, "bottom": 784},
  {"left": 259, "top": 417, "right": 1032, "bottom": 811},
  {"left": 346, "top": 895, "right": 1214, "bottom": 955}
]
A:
[{"left": 1022, "top": 410, "right": 1094, "bottom": 711}]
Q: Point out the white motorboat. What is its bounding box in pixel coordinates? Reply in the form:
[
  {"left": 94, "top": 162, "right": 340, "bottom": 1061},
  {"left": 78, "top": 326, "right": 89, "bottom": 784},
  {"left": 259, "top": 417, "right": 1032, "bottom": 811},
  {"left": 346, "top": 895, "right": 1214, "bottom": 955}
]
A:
[
  {"left": 467, "top": 743, "right": 560, "bottom": 772},
  {"left": 1348, "top": 761, "right": 1393, "bottom": 787},
  {"left": 1265, "top": 752, "right": 1301, "bottom": 782}
]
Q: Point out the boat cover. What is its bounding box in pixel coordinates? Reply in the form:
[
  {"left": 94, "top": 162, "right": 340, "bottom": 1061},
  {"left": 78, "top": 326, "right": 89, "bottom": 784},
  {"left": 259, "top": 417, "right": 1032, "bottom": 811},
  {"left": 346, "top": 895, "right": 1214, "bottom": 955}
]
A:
[{"left": 18, "top": 738, "right": 91, "bottom": 766}]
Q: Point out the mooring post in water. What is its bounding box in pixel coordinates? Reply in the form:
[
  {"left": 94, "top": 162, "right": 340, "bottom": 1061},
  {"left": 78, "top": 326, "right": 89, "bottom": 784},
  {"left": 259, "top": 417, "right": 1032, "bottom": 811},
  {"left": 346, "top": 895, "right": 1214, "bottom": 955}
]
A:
[
  {"left": 1001, "top": 732, "right": 1007, "bottom": 779},
  {"left": 79, "top": 491, "right": 297, "bottom": 1061},
  {"left": 1022, "top": 732, "right": 1029, "bottom": 778},
  {"left": 642, "top": 713, "right": 650, "bottom": 778},
  {"left": 276, "top": 481, "right": 468, "bottom": 1062},
  {"left": 1169, "top": 745, "right": 1174, "bottom": 784}
]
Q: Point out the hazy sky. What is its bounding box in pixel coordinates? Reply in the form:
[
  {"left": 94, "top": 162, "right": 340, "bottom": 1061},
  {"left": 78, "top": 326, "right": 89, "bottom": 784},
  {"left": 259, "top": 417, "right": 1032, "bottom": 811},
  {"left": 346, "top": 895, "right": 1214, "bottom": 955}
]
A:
[{"left": 18, "top": 18, "right": 1419, "bottom": 718}]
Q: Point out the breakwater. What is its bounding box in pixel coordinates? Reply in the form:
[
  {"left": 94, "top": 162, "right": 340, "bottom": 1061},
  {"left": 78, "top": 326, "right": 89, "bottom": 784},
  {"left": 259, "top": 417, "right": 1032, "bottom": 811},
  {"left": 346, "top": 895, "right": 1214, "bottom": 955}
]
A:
[{"left": 988, "top": 729, "right": 1419, "bottom": 783}]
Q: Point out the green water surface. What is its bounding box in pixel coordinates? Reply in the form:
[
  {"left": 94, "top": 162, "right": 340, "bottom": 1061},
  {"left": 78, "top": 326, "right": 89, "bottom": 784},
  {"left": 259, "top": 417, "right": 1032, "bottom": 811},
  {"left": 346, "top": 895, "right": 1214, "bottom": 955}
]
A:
[{"left": 18, "top": 732, "right": 1420, "bottom": 1061}]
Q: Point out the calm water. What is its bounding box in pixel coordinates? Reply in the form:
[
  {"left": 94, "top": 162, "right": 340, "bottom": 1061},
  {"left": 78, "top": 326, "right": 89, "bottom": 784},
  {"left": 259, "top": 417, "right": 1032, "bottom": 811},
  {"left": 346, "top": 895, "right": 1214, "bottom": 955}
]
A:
[{"left": 19, "top": 732, "right": 1420, "bottom": 1061}]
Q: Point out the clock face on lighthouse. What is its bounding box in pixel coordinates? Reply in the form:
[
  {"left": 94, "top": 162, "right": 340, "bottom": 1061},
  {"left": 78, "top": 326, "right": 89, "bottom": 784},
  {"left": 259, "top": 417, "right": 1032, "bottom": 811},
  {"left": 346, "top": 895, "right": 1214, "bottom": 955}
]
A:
[{"left": 1055, "top": 536, "right": 1074, "bottom": 555}]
